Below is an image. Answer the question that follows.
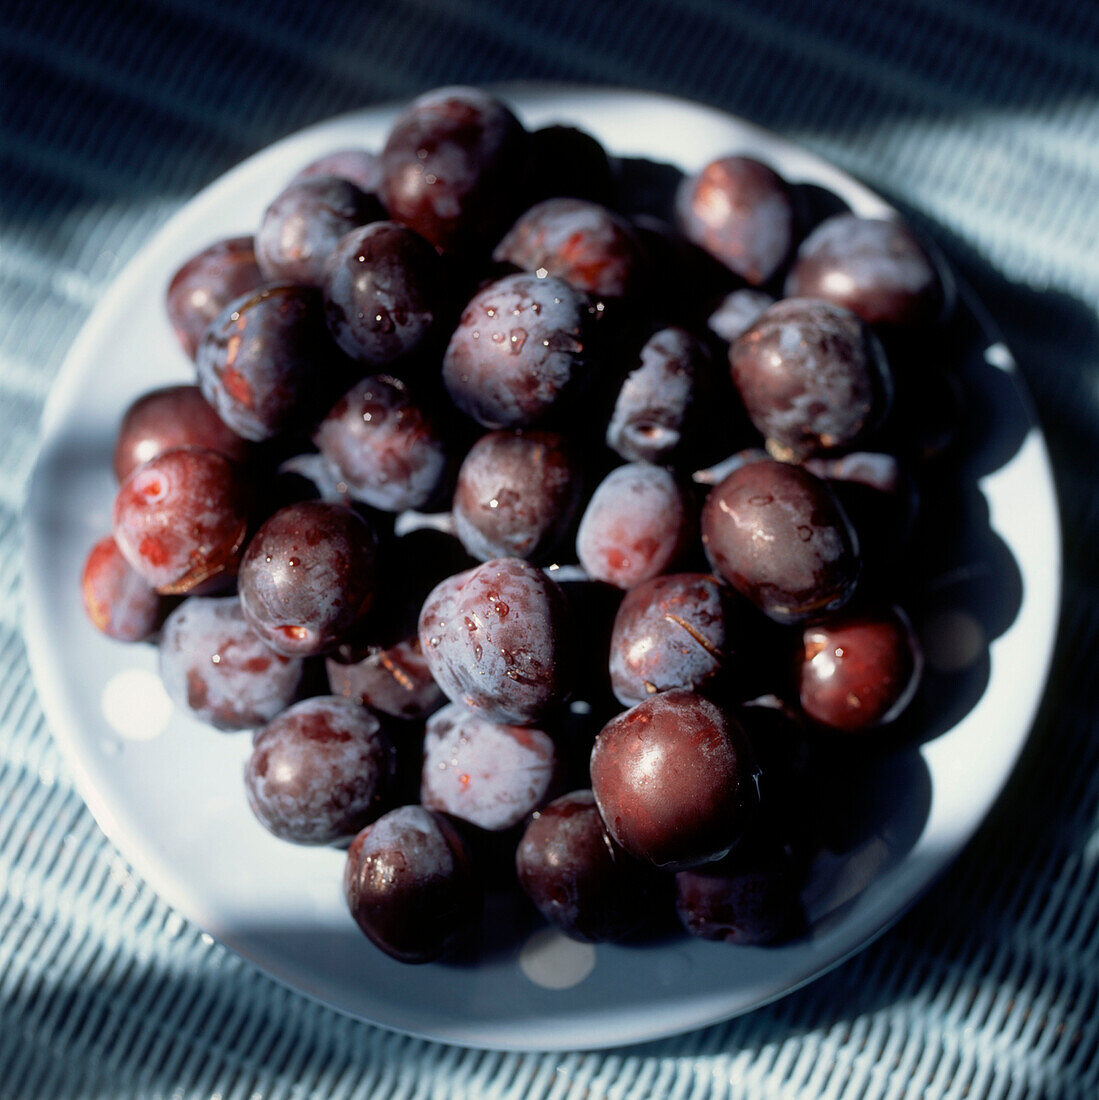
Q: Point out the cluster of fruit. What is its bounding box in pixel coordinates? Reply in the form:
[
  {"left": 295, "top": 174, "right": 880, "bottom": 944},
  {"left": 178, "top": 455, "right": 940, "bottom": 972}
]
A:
[{"left": 81, "top": 87, "right": 958, "bottom": 964}]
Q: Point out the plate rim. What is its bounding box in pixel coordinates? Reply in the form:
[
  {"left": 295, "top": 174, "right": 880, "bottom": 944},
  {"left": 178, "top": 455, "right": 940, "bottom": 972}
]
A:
[{"left": 21, "top": 84, "right": 1063, "bottom": 1052}]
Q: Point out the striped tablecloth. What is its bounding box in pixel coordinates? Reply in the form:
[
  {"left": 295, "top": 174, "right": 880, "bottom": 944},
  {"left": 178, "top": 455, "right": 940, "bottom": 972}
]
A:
[{"left": 2, "top": 1, "right": 1097, "bottom": 1096}]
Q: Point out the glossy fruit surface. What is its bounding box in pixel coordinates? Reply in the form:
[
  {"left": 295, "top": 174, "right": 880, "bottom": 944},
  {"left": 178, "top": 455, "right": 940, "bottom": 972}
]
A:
[
  {"left": 344, "top": 805, "right": 478, "bottom": 963},
  {"left": 166, "top": 236, "right": 265, "bottom": 361},
  {"left": 245, "top": 696, "right": 395, "bottom": 844},
  {"left": 730, "top": 298, "right": 889, "bottom": 459},
  {"left": 326, "top": 636, "right": 444, "bottom": 721},
  {"left": 195, "top": 285, "right": 335, "bottom": 442},
  {"left": 590, "top": 689, "right": 758, "bottom": 870},
  {"left": 112, "top": 448, "right": 249, "bottom": 594},
  {"left": 798, "top": 605, "right": 923, "bottom": 733},
  {"left": 707, "top": 288, "right": 775, "bottom": 344},
  {"left": 81, "top": 535, "right": 161, "bottom": 642},
  {"left": 159, "top": 597, "right": 304, "bottom": 730},
  {"left": 516, "top": 789, "right": 649, "bottom": 943},
  {"left": 452, "top": 430, "right": 582, "bottom": 561},
  {"left": 676, "top": 155, "right": 795, "bottom": 285},
  {"left": 113, "top": 385, "right": 250, "bottom": 483},
  {"left": 785, "top": 213, "right": 947, "bottom": 328},
  {"left": 313, "top": 375, "right": 448, "bottom": 512},
  {"left": 701, "top": 460, "right": 860, "bottom": 623},
  {"left": 322, "top": 221, "right": 448, "bottom": 366},
  {"left": 576, "top": 464, "right": 693, "bottom": 589},
  {"left": 442, "top": 272, "right": 595, "bottom": 429},
  {"left": 238, "top": 502, "right": 376, "bottom": 657},
  {"left": 418, "top": 557, "right": 572, "bottom": 725},
  {"left": 493, "top": 198, "right": 644, "bottom": 299},
  {"left": 608, "top": 573, "right": 734, "bottom": 707},
  {"left": 420, "top": 703, "right": 556, "bottom": 831},
  {"left": 256, "top": 176, "right": 382, "bottom": 286},
  {"left": 380, "top": 86, "right": 527, "bottom": 254},
  {"left": 292, "top": 149, "right": 381, "bottom": 194}
]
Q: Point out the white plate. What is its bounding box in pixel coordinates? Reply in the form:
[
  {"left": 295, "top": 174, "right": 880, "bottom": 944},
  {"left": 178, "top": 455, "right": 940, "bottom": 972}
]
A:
[{"left": 23, "top": 88, "right": 1061, "bottom": 1051}]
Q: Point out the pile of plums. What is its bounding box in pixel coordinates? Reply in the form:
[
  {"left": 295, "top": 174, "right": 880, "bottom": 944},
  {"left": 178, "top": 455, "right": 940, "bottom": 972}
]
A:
[{"left": 81, "top": 86, "right": 958, "bottom": 964}]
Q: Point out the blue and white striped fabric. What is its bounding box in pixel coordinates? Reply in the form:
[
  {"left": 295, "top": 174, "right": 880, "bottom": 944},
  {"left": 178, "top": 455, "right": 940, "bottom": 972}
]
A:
[{"left": 3, "top": 1, "right": 1097, "bottom": 1096}]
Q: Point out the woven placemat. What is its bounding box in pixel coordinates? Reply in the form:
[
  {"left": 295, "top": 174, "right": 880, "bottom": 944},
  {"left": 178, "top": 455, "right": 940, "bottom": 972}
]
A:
[{"left": 2, "top": 1, "right": 1096, "bottom": 1096}]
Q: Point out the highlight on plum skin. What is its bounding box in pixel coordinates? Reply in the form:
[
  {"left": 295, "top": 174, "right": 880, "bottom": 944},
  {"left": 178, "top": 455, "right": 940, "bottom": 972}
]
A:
[
  {"left": 452, "top": 429, "right": 583, "bottom": 562},
  {"left": 442, "top": 272, "right": 597, "bottom": 430},
  {"left": 608, "top": 572, "right": 736, "bottom": 708},
  {"left": 165, "top": 236, "right": 265, "bottom": 361},
  {"left": 576, "top": 463, "right": 694, "bottom": 590},
  {"left": 797, "top": 605, "right": 924, "bottom": 734},
  {"left": 785, "top": 213, "right": 950, "bottom": 329},
  {"left": 493, "top": 197, "right": 646, "bottom": 299},
  {"left": 113, "top": 384, "right": 251, "bottom": 483},
  {"left": 322, "top": 221, "right": 448, "bottom": 367},
  {"left": 379, "top": 86, "right": 528, "bottom": 255},
  {"left": 81, "top": 535, "right": 161, "bottom": 642},
  {"left": 255, "top": 176, "right": 383, "bottom": 287},
  {"left": 344, "top": 805, "right": 479, "bottom": 964},
  {"left": 729, "top": 298, "right": 891, "bottom": 460},
  {"left": 420, "top": 703, "right": 557, "bottom": 832},
  {"left": 418, "top": 557, "right": 573, "bottom": 726},
  {"left": 590, "top": 689, "right": 760, "bottom": 871},
  {"left": 159, "top": 597, "right": 304, "bottom": 731},
  {"left": 701, "top": 459, "right": 860, "bottom": 625},
  {"left": 245, "top": 696, "right": 396, "bottom": 846},
  {"left": 516, "top": 789, "right": 651, "bottom": 944},
  {"left": 313, "top": 374, "right": 448, "bottom": 512},
  {"left": 676, "top": 155, "right": 796, "bottom": 286},
  {"left": 112, "top": 447, "right": 249, "bottom": 595},
  {"left": 326, "top": 636, "right": 445, "bottom": 721},
  {"left": 195, "top": 284, "right": 335, "bottom": 443},
  {"left": 237, "top": 501, "right": 377, "bottom": 658}
]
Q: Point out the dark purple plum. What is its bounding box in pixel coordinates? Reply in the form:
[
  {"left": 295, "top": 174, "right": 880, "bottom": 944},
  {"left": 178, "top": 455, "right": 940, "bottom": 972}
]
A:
[
  {"left": 676, "top": 156, "right": 795, "bottom": 286},
  {"left": 516, "top": 789, "right": 650, "bottom": 943},
  {"left": 255, "top": 176, "right": 382, "bottom": 286},
  {"left": 442, "top": 273, "right": 597, "bottom": 429},
  {"left": 590, "top": 689, "right": 759, "bottom": 870},
  {"left": 452, "top": 430, "right": 582, "bottom": 561},
  {"left": 493, "top": 198, "right": 645, "bottom": 299},
  {"left": 380, "top": 86, "right": 527, "bottom": 254},
  {"left": 730, "top": 299, "right": 890, "bottom": 459},
  {"left": 785, "top": 214, "right": 950, "bottom": 329},
  {"left": 707, "top": 288, "right": 774, "bottom": 344},
  {"left": 112, "top": 448, "right": 249, "bottom": 594},
  {"left": 159, "top": 597, "right": 304, "bottom": 730},
  {"left": 113, "top": 385, "right": 251, "bottom": 483},
  {"left": 798, "top": 605, "right": 923, "bottom": 733},
  {"left": 576, "top": 464, "right": 694, "bottom": 590},
  {"left": 313, "top": 375, "right": 448, "bottom": 512},
  {"left": 701, "top": 460, "right": 860, "bottom": 624},
  {"left": 608, "top": 573, "right": 736, "bottom": 707},
  {"left": 81, "top": 535, "right": 161, "bottom": 642},
  {"left": 420, "top": 703, "right": 556, "bottom": 831},
  {"left": 527, "top": 126, "right": 615, "bottom": 205},
  {"left": 344, "top": 805, "right": 479, "bottom": 963},
  {"left": 165, "top": 236, "right": 265, "bottom": 360},
  {"left": 326, "top": 636, "right": 445, "bottom": 721},
  {"left": 675, "top": 841, "right": 805, "bottom": 944},
  {"left": 418, "top": 557, "right": 572, "bottom": 725},
  {"left": 322, "top": 221, "right": 448, "bottom": 366},
  {"left": 245, "top": 696, "right": 395, "bottom": 844},
  {"left": 292, "top": 149, "right": 381, "bottom": 194},
  {"left": 195, "top": 285, "right": 337, "bottom": 442},
  {"left": 238, "top": 502, "right": 376, "bottom": 657},
  {"left": 605, "top": 328, "right": 710, "bottom": 465}
]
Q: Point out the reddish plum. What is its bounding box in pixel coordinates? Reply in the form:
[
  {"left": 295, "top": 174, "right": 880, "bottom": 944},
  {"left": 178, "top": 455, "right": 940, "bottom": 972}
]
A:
[{"left": 81, "top": 535, "right": 161, "bottom": 642}]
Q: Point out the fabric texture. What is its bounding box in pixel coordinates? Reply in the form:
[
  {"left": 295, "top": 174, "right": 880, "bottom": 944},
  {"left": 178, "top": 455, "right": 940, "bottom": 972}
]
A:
[{"left": 2, "top": 0, "right": 1097, "bottom": 1096}]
